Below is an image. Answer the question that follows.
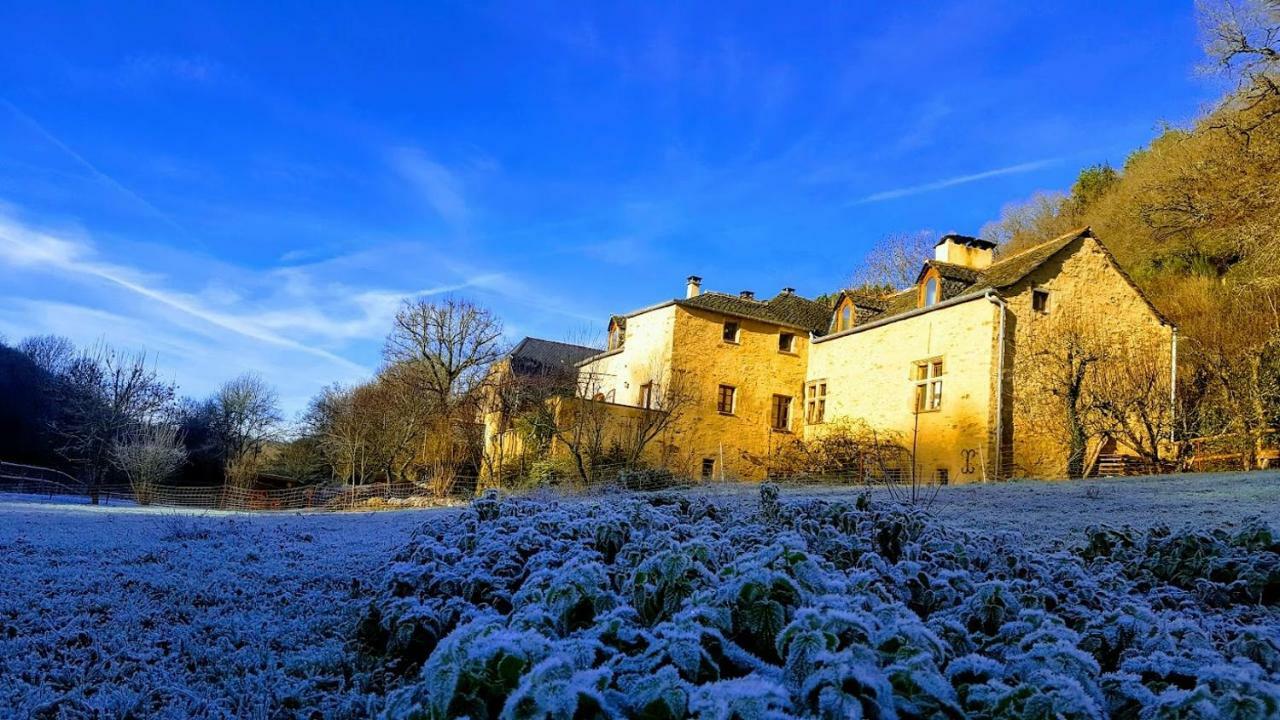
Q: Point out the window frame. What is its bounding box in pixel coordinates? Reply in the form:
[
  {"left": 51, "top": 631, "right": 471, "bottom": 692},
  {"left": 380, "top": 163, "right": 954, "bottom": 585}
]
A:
[
  {"left": 778, "top": 332, "right": 796, "bottom": 353},
  {"left": 639, "top": 382, "right": 654, "bottom": 409},
  {"left": 716, "top": 384, "right": 736, "bottom": 415},
  {"left": 805, "top": 380, "right": 828, "bottom": 424},
  {"left": 918, "top": 268, "right": 943, "bottom": 308},
  {"left": 722, "top": 320, "right": 740, "bottom": 344},
  {"left": 771, "top": 394, "right": 792, "bottom": 432},
  {"left": 701, "top": 458, "right": 716, "bottom": 479},
  {"left": 911, "top": 357, "right": 945, "bottom": 413},
  {"left": 835, "top": 298, "right": 855, "bottom": 333},
  {"left": 1031, "top": 288, "right": 1050, "bottom": 313},
  {"left": 607, "top": 320, "right": 625, "bottom": 350}
]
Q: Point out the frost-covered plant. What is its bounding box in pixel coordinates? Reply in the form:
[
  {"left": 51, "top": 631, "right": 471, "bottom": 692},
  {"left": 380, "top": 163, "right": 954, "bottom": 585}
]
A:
[{"left": 359, "top": 493, "right": 1280, "bottom": 718}]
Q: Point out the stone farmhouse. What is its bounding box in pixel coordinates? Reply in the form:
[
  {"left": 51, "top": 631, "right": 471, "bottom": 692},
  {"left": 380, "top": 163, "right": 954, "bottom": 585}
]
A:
[{"left": 483, "top": 228, "right": 1177, "bottom": 482}]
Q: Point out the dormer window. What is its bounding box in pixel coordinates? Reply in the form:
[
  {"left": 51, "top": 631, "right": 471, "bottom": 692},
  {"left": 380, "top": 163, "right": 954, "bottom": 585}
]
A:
[
  {"left": 918, "top": 268, "right": 942, "bottom": 308},
  {"left": 834, "top": 298, "right": 855, "bottom": 332},
  {"left": 607, "top": 322, "right": 625, "bottom": 350}
]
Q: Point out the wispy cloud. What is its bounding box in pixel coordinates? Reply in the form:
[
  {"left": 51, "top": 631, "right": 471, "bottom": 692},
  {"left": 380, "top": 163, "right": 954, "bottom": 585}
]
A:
[
  {"left": 1, "top": 100, "right": 188, "bottom": 234},
  {"left": 0, "top": 214, "right": 365, "bottom": 373},
  {"left": 389, "top": 147, "right": 469, "bottom": 229},
  {"left": 852, "top": 158, "right": 1059, "bottom": 205},
  {"left": 0, "top": 208, "right": 554, "bottom": 413}
]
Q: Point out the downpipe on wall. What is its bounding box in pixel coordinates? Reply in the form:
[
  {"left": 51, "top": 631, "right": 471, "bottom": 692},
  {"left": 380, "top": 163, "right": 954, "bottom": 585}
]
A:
[{"left": 986, "top": 290, "right": 1007, "bottom": 482}]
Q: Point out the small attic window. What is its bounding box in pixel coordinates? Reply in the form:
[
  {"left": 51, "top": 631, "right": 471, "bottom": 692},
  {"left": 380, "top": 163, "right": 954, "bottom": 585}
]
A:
[
  {"left": 924, "top": 278, "right": 939, "bottom": 307},
  {"left": 722, "top": 321, "right": 740, "bottom": 343},
  {"left": 835, "top": 299, "right": 854, "bottom": 332},
  {"left": 608, "top": 324, "right": 625, "bottom": 350},
  {"left": 918, "top": 267, "right": 943, "bottom": 308},
  {"left": 1032, "top": 288, "right": 1050, "bottom": 313}
]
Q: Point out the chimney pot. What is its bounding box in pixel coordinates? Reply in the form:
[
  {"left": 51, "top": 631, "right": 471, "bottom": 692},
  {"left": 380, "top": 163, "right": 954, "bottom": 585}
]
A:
[
  {"left": 740, "top": 290, "right": 755, "bottom": 300},
  {"left": 781, "top": 287, "right": 795, "bottom": 295},
  {"left": 934, "top": 234, "right": 994, "bottom": 270},
  {"left": 685, "top": 275, "right": 702, "bottom": 298}
]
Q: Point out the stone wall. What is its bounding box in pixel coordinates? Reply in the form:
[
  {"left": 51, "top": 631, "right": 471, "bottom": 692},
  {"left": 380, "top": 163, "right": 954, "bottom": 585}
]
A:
[
  {"left": 666, "top": 306, "right": 811, "bottom": 480},
  {"left": 807, "top": 296, "right": 1001, "bottom": 484},
  {"left": 1002, "top": 235, "right": 1174, "bottom": 478}
]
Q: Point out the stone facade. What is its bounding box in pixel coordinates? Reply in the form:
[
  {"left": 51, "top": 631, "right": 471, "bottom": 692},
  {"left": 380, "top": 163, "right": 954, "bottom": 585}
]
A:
[
  {"left": 807, "top": 295, "right": 1001, "bottom": 483},
  {"left": 1000, "top": 235, "right": 1175, "bottom": 478},
  {"left": 488, "top": 229, "right": 1175, "bottom": 483},
  {"left": 577, "top": 303, "right": 810, "bottom": 480}
]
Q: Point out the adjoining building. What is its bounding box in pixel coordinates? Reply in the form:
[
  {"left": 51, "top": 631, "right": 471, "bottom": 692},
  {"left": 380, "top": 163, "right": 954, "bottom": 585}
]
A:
[{"left": 484, "top": 228, "right": 1177, "bottom": 482}]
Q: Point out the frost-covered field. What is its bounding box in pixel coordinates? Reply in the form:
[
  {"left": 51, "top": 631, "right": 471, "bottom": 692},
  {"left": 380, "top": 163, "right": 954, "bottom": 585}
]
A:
[
  {"left": 791, "top": 471, "right": 1280, "bottom": 546},
  {"left": 2, "top": 472, "right": 1279, "bottom": 718},
  {"left": 0, "top": 501, "right": 428, "bottom": 718}
]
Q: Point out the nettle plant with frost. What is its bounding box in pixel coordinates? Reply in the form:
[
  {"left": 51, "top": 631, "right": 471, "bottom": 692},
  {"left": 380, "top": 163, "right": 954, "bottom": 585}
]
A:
[{"left": 357, "top": 486, "right": 1280, "bottom": 719}]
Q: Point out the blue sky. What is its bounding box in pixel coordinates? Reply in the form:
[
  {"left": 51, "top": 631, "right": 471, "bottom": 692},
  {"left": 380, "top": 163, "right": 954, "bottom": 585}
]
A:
[{"left": 0, "top": 1, "right": 1216, "bottom": 415}]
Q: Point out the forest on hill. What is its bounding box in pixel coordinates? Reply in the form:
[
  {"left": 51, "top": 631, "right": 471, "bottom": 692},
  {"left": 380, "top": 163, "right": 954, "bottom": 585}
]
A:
[{"left": 854, "top": 0, "right": 1280, "bottom": 467}]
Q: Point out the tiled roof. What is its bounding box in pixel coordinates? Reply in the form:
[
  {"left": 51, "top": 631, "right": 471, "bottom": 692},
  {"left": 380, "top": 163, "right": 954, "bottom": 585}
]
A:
[
  {"left": 840, "top": 227, "right": 1095, "bottom": 326},
  {"left": 677, "top": 290, "right": 831, "bottom": 334},
  {"left": 507, "top": 337, "right": 599, "bottom": 376},
  {"left": 970, "top": 228, "right": 1089, "bottom": 291}
]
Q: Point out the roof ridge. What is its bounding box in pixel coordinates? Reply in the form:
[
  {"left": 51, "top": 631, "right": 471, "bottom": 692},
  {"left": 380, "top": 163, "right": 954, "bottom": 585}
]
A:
[
  {"left": 523, "top": 336, "right": 597, "bottom": 349},
  {"left": 700, "top": 289, "right": 767, "bottom": 304},
  {"left": 988, "top": 226, "right": 1091, "bottom": 268}
]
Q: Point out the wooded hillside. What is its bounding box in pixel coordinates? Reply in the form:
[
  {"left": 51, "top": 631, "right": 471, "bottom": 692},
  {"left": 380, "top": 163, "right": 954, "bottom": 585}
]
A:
[{"left": 978, "top": 0, "right": 1280, "bottom": 466}]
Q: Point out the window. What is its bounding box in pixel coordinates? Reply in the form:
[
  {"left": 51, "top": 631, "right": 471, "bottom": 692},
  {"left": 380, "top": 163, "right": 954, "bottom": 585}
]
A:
[
  {"left": 771, "top": 395, "right": 792, "bottom": 431},
  {"left": 912, "top": 358, "right": 944, "bottom": 412},
  {"left": 640, "top": 382, "right": 653, "bottom": 409},
  {"left": 607, "top": 324, "right": 625, "bottom": 350},
  {"left": 936, "top": 468, "right": 949, "bottom": 486},
  {"left": 778, "top": 333, "right": 795, "bottom": 353},
  {"left": 717, "top": 385, "right": 736, "bottom": 414},
  {"left": 1032, "top": 288, "right": 1050, "bottom": 313},
  {"left": 722, "top": 321, "right": 740, "bottom": 343},
  {"left": 835, "top": 300, "right": 854, "bottom": 332},
  {"left": 805, "top": 381, "right": 827, "bottom": 424},
  {"left": 701, "top": 458, "right": 716, "bottom": 479},
  {"left": 924, "top": 278, "right": 939, "bottom": 306}
]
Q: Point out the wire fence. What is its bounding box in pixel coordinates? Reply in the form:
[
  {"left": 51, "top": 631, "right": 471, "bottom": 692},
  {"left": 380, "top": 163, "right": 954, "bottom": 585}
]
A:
[{"left": 0, "top": 461, "right": 724, "bottom": 512}]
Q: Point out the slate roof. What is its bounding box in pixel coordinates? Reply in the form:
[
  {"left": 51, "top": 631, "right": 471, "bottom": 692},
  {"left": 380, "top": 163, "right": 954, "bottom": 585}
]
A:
[
  {"left": 840, "top": 227, "right": 1096, "bottom": 327},
  {"left": 677, "top": 290, "right": 832, "bottom": 334},
  {"left": 507, "top": 337, "right": 600, "bottom": 377},
  {"left": 969, "top": 228, "right": 1088, "bottom": 291}
]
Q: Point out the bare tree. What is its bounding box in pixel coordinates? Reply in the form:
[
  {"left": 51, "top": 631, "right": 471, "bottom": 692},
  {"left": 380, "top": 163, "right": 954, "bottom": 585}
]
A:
[
  {"left": 618, "top": 366, "right": 696, "bottom": 468},
  {"left": 112, "top": 424, "right": 187, "bottom": 504},
  {"left": 1195, "top": 0, "right": 1280, "bottom": 152},
  {"left": 1092, "top": 341, "right": 1177, "bottom": 466},
  {"left": 850, "top": 231, "right": 938, "bottom": 293},
  {"left": 1016, "top": 313, "right": 1114, "bottom": 478},
  {"left": 18, "top": 334, "right": 76, "bottom": 377},
  {"left": 210, "top": 374, "right": 282, "bottom": 488},
  {"left": 54, "top": 344, "right": 176, "bottom": 503},
  {"left": 981, "top": 192, "right": 1077, "bottom": 257},
  {"left": 305, "top": 384, "right": 373, "bottom": 485},
  {"left": 542, "top": 370, "right": 615, "bottom": 485},
  {"left": 383, "top": 297, "right": 507, "bottom": 494}
]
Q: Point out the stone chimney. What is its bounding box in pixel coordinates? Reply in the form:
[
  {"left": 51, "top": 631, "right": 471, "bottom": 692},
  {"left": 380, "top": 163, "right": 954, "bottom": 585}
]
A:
[
  {"left": 686, "top": 275, "right": 702, "bottom": 298},
  {"left": 934, "top": 234, "right": 996, "bottom": 270},
  {"left": 739, "top": 290, "right": 755, "bottom": 300}
]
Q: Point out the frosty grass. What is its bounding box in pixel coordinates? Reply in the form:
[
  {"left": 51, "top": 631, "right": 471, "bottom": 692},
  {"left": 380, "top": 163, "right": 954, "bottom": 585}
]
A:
[{"left": 3, "top": 472, "right": 1279, "bottom": 718}]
